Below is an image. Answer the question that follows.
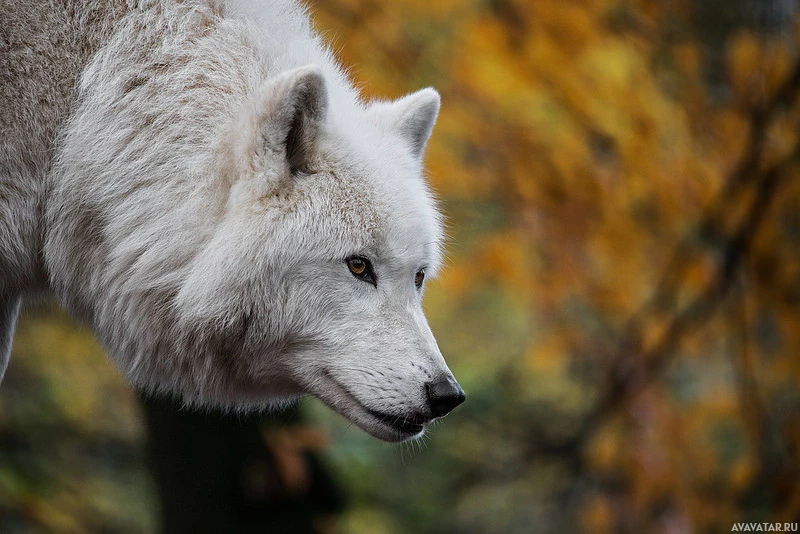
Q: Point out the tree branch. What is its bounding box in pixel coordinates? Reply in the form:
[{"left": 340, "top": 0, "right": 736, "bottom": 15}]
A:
[{"left": 567, "top": 58, "right": 800, "bottom": 450}]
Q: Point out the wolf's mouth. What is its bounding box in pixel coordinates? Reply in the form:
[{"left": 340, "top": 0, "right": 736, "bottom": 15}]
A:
[
  {"left": 366, "top": 409, "right": 426, "bottom": 435},
  {"left": 317, "top": 371, "right": 429, "bottom": 441}
]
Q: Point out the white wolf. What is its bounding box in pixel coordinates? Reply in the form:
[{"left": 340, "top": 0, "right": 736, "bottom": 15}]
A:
[{"left": 0, "top": 0, "right": 464, "bottom": 441}]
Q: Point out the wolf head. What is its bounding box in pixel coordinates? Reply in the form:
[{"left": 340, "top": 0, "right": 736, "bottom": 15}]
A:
[
  {"left": 36, "top": 2, "right": 464, "bottom": 442},
  {"left": 155, "top": 65, "right": 464, "bottom": 441}
]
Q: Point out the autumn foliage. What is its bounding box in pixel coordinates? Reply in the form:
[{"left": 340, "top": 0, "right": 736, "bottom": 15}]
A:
[{"left": 313, "top": 0, "right": 800, "bottom": 531}]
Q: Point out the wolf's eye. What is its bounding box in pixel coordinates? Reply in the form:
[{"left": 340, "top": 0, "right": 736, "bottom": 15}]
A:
[
  {"left": 346, "top": 256, "right": 376, "bottom": 286},
  {"left": 415, "top": 269, "right": 425, "bottom": 289}
]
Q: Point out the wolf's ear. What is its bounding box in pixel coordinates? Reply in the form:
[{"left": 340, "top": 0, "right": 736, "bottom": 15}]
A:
[
  {"left": 251, "top": 65, "right": 327, "bottom": 173},
  {"left": 370, "top": 88, "right": 440, "bottom": 159}
]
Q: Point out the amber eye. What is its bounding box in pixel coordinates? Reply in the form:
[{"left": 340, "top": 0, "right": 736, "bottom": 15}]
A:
[
  {"left": 415, "top": 269, "right": 425, "bottom": 289},
  {"left": 346, "top": 255, "right": 376, "bottom": 286},
  {"left": 348, "top": 257, "right": 367, "bottom": 275}
]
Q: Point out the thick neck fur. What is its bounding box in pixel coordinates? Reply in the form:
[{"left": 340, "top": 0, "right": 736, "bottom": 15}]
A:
[{"left": 1, "top": 0, "right": 363, "bottom": 296}]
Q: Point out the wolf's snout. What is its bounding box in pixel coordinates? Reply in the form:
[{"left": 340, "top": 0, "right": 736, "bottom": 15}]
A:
[{"left": 425, "top": 375, "right": 466, "bottom": 417}]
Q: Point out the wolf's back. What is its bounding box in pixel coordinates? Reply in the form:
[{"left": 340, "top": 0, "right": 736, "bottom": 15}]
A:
[
  {"left": 0, "top": 1, "right": 131, "bottom": 173},
  {"left": 0, "top": 1, "right": 129, "bottom": 293}
]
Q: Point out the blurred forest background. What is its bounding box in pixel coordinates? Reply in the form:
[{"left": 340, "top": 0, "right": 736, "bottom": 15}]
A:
[{"left": 2, "top": 0, "right": 800, "bottom": 532}]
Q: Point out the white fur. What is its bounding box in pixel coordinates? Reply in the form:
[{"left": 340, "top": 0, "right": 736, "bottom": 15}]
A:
[{"left": 0, "top": 0, "right": 460, "bottom": 441}]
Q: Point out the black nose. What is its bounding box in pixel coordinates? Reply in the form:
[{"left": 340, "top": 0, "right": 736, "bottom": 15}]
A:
[{"left": 426, "top": 376, "right": 466, "bottom": 418}]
